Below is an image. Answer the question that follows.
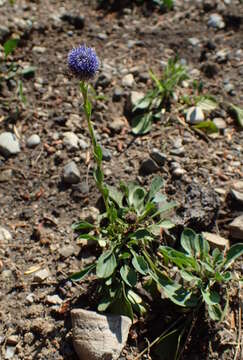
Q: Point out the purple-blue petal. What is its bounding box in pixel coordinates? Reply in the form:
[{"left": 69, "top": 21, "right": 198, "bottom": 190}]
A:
[{"left": 68, "top": 45, "right": 99, "bottom": 80}]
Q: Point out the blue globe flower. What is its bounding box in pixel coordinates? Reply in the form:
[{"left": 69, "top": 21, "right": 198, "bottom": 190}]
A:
[{"left": 68, "top": 45, "right": 99, "bottom": 80}]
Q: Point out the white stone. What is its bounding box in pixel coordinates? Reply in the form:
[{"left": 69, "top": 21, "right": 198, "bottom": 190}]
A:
[
  {"left": 122, "top": 73, "right": 134, "bottom": 87},
  {"left": 46, "top": 295, "right": 63, "bottom": 305},
  {"left": 32, "top": 46, "right": 46, "bottom": 54},
  {"left": 129, "top": 91, "right": 145, "bottom": 110},
  {"left": 63, "top": 132, "right": 79, "bottom": 150},
  {"left": 0, "top": 226, "right": 12, "bottom": 242},
  {"left": 71, "top": 309, "right": 132, "bottom": 360},
  {"left": 186, "top": 106, "right": 204, "bottom": 124},
  {"left": 229, "top": 215, "right": 243, "bottom": 240},
  {"left": 202, "top": 232, "right": 229, "bottom": 249},
  {"left": 34, "top": 268, "right": 50, "bottom": 282},
  {"left": 0, "top": 132, "right": 20, "bottom": 157},
  {"left": 27, "top": 134, "right": 41, "bottom": 148},
  {"left": 208, "top": 14, "right": 225, "bottom": 29}
]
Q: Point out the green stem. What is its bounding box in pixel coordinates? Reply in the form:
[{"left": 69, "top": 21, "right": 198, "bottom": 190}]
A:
[{"left": 80, "top": 81, "right": 109, "bottom": 214}]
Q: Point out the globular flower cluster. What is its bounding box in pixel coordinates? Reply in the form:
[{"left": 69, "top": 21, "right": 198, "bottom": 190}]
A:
[{"left": 68, "top": 45, "right": 99, "bottom": 80}]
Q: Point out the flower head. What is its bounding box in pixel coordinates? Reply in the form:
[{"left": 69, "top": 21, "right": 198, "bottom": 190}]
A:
[{"left": 68, "top": 45, "right": 99, "bottom": 80}]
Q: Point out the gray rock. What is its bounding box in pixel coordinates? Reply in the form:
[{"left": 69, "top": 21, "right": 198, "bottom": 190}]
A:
[
  {"left": 71, "top": 309, "right": 132, "bottom": 360},
  {"left": 97, "top": 32, "right": 108, "bottom": 40},
  {"left": 230, "top": 189, "right": 243, "bottom": 207},
  {"left": 96, "top": 73, "right": 112, "bottom": 88},
  {"left": 34, "top": 268, "right": 50, "bottom": 282},
  {"left": 46, "top": 294, "right": 63, "bottom": 305},
  {"left": 108, "top": 118, "right": 125, "bottom": 133},
  {"left": 213, "top": 118, "right": 227, "bottom": 130},
  {"left": 202, "top": 232, "right": 229, "bottom": 249},
  {"left": 79, "top": 138, "right": 89, "bottom": 150},
  {"left": 122, "top": 73, "right": 134, "bottom": 87},
  {"left": 32, "top": 46, "right": 46, "bottom": 54},
  {"left": 188, "top": 37, "right": 200, "bottom": 46},
  {"left": 63, "top": 161, "right": 80, "bottom": 184},
  {"left": 63, "top": 132, "right": 79, "bottom": 150},
  {"left": 129, "top": 91, "right": 145, "bottom": 110},
  {"left": 0, "top": 169, "right": 13, "bottom": 182},
  {"left": 186, "top": 106, "right": 204, "bottom": 124},
  {"left": 208, "top": 14, "right": 225, "bottom": 29},
  {"left": 112, "top": 87, "right": 124, "bottom": 102},
  {"left": 26, "top": 293, "right": 35, "bottom": 304},
  {"left": 172, "top": 167, "right": 186, "bottom": 177},
  {"left": 27, "top": 134, "right": 41, "bottom": 148},
  {"left": 150, "top": 148, "right": 167, "bottom": 166},
  {"left": 140, "top": 158, "right": 159, "bottom": 175},
  {"left": 5, "top": 346, "right": 15, "bottom": 359},
  {"left": 0, "top": 132, "right": 20, "bottom": 157},
  {"left": 224, "top": 83, "right": 235, "bottom": 95},
  {"left": 170, "top": 147, "right": 185, "bottom": 156},
  {"left": 100, "top": 146, "right": 112, "bottom": 161},
  {"left": 59, "top": 245, "right": 75, "bottom": 258},
  {"left": 216, "top": 49, "right": 229, "bottom": 63},
  {"left": 79, "top": 206, "right": 99, "bottom": 224},
  {"left": 229, "top": 215, "right": 243, "bottom": 240},
  {"left": 0, "top": 226, "right": 12, "bottom": 242},
  {"left": 0, "top": 25, "right": 10, "bottom": 41}
]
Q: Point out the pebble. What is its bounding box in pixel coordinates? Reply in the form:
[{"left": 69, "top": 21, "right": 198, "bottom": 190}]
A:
[
  {"left": 100, "top": 146, "right": 112, "bottom": 161},
  {"left": 0, "top": 132, "right": 20, "bottom": 157},
  {"left": 230, "top": 189, "right": 243, "bottom": 206},
  {"left": 208, "top": 14, "right": 225, "bottom": 29},
  {"left": 46, "top": 294, "right": 63, "bottom": 305},
  {"left": 79, "top": 206, "right": 99, "bottom": 224},
  {"left": 216, "top": 49, "right": 229, "bottom": 63},
  {"left": 63, "top": 161, "right": 80, "bottom": 184},
  {"left": 186, "top": 106, "right": 204, "bottom": 124},
  {"left": 122, "top": 74, "right": 134, "bottom": 87},
  {"left": 79, "top": 138, "right": 89, "bottom": 150},
  {"left": 150, "top": 148, "right": 167, "bottom": 167},
  {"left": 172, "top": 167, "right": 186, "bottom": 177},
  {"left": 7, "top": 335, "right": 18, "bottom": 346},
  {"left": 96, "top": 73, "right": 112, "bottom": 88},
  {"left": 224, "top": 83, "right": 235, "bottom": 95},
  {"left": 26, "top": 293, "right": 35, "bottom": 304},
  {"left": 0, "top": 227, "right": 12, "bottom": 242},
  {"left": 5, "top": 346, "right": 15, "bottom": 359},
  {"left": 112, "top": 87, "right": 124, "bottom": 102},
  {"left": 188, "top": 37, "right": 200, "bottom": 46},
  {"left": 33, "top": 268, "right": 50, "bottom": 282},
  {"left": 26, "top": 134, "right": 41, "bottom": 148},
  {"left": 129, "top": 91, "right": 145, "bottom": 110},
  {"left": 0, "top": 25, "right": 10, "bottom": 41},
  {"left": 140, "top": 158, "right": 159, "bottom": 175},
  {"left": 59, "top": 245, "right": 75, "bottom": 258},
  {"left": 108, "top": 117, "right": 125, "bottom": 133},
  {"left": 63, "top": 132, "right": 79, "bottom": 150},
  {"left": 32, "top": 46, "right": 46, "bottom": 54},
  {"left": 170, "top": 147, "right": 185, "bottom": 156},
  {"left": 213, "top": 118, "right": 227, "bottom": 130},
  {"left": 202, "top": 232, "right": 229, "bottom": 249},
  {"left": 229, "top": 215, "right": 243, "bottom": 240}
]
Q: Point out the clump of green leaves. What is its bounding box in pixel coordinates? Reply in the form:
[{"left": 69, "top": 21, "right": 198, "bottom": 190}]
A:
[
  {"left": 71, "top": 176, "right": 176, "bottom": 319},
  {"left": 132, "top": 57, "right": 188, "bottom": 135},
  {"left": 158, "top": 228, "right": 243, "bottom": 321}
]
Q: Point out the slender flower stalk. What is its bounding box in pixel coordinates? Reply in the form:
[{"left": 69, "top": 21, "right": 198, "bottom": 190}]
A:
[{"left": 68, "top": 45, "right": 109, "bottom": 213}]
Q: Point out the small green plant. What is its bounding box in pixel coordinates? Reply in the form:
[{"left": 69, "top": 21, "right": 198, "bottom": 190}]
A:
[
  {"left": 0, "top": 37, "right": 31, "bottom": 105},
  {"left": 72, "top": 176, "right": 176, "bottom": 319},
  {"left": 158, "top": 228, "right": 243, "bottom": 321},
  {"left": 132, "top": 57, "right": 188, "bottom": 134}
]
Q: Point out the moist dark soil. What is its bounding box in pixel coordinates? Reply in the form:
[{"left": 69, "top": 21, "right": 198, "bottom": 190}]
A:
[{"left": 0, "top": 0, "right": 242, "bottom": 359}]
